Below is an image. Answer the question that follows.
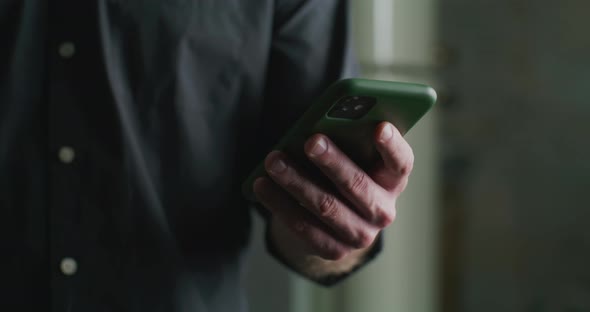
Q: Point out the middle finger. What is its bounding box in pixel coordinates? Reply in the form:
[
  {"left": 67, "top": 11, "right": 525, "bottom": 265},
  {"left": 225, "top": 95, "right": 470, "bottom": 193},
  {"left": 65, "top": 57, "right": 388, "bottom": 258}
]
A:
[{"left": 264, "top": 151, "right": 378, "bottom": 249}]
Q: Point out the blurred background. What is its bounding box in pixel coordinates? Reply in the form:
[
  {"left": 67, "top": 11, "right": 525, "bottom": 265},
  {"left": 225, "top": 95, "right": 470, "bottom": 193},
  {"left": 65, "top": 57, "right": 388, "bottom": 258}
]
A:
[{"left": 245, "top": 0, "right": 590, "bottom": 311}]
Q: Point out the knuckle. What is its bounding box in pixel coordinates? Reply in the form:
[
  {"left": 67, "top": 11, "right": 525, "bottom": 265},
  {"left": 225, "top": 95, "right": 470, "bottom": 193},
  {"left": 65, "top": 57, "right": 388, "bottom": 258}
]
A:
[
  {"left": 361, "top": 197, "right": 388, "bottom": 226},
  {"left": 363, "top": 194, "right": 380, "bottom": 219},
  {"left": 317, "top": 194, "right": 339, "bottom": 220},
  {"left": 374, "top": 207, "right": 396, "bottom": 228},
  {"left": 352, "top": 229, "right": 376, "bottom": 249},
  {"left": 398, "top": 147, "right": 415, "bottom": 176},
  {"left": 344, "top": 171, "right": 369, "bottom": 194}
]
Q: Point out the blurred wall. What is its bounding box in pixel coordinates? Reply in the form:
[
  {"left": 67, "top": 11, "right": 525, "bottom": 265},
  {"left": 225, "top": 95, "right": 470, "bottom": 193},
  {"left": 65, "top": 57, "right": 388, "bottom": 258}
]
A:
[{"left": 438, "top": 1, "right": 590, "bottom": 311}]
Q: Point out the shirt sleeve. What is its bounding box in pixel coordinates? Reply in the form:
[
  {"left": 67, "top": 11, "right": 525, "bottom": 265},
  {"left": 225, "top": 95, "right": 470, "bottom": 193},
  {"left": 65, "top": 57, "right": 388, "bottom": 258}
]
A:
[
  {"left": 258, "top": 0, "right": 359, "bottom": 148},
  {"left": 255, "top": 0, "right": 383, "bottom": 286}
]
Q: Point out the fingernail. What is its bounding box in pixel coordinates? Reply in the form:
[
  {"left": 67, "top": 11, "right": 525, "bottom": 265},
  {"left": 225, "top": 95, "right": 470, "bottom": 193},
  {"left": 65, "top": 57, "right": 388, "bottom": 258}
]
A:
[
  {"left": 309, "top": 138, "right": 328, "bottom": 157},
  {"left": 269, "top": 158, "right": 287, "bottom": 174},
  {"left": 380, "top": 124, "right": 393, "bottom": 142}
]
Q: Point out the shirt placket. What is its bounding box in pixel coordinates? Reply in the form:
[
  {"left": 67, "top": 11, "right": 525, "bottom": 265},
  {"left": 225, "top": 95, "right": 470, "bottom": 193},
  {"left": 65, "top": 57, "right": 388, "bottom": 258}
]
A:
[{"left": 47, "top": 1, "right": 88, "bottom": 310}]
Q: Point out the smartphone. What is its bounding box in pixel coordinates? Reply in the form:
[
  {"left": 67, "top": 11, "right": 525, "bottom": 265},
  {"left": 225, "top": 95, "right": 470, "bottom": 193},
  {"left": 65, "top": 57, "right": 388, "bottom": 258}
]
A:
[{"left": 242, "top": 78, "right": 437, "bottom": 202}]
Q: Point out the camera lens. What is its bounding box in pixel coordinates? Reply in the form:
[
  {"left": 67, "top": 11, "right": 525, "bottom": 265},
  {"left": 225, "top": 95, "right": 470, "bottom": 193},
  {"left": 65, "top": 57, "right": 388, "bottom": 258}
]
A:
[{"left": 328, "top": 95, "right": 376, "bottom": 119}]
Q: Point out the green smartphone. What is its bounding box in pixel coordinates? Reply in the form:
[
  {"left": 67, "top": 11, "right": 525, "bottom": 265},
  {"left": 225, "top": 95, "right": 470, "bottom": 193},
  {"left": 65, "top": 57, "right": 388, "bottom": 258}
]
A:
[{"left": 242, "top": 78, "right": 437, "bottom": 202}]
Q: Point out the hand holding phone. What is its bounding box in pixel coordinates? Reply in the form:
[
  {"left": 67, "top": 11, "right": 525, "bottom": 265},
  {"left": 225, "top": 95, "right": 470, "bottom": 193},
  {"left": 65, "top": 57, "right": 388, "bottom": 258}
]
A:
[{"left": 249, "top": 78, "right": 436, "bottom": 264}]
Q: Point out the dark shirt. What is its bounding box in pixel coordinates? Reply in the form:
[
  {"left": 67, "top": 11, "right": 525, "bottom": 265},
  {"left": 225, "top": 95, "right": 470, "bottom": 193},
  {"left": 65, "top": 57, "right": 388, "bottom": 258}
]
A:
[{"left": 0, "top": 0, "right": 358, "bottom": 311}]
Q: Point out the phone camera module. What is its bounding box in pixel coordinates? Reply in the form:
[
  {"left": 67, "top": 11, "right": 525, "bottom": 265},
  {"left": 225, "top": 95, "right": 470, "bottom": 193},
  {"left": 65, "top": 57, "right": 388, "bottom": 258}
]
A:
[{"left": 328, "top": 96, "right": 376, "bottom": 119}]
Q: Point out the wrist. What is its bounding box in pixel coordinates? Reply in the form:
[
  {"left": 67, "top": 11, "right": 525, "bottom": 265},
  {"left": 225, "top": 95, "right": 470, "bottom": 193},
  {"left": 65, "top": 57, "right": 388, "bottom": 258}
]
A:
[{"left": 267, "top": 217, "right": 382, "bottom": 285}]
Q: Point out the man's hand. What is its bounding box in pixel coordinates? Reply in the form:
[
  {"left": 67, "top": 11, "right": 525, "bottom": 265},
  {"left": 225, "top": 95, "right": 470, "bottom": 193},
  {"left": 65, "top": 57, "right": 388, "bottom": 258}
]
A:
[{"left": 253, "top": 121, "right": 414, "bottom": 279}]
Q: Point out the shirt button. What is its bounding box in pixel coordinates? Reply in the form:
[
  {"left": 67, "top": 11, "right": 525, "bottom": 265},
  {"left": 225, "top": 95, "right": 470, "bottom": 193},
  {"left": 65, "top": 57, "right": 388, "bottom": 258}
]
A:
[
  {"left": 58, "top": 42, "right": 76, "bottom": 59},
  {"left": 60, "top": 258, "right": 78, "bottom": 276},
  {"left": 58, "top": 146, "right": 76, "bottom": 164}
]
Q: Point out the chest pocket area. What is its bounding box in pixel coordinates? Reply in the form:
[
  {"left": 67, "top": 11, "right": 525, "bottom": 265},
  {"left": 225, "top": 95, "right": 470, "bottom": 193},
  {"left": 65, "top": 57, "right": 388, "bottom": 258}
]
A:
[
  {"left": 104, "top": 0, "right": 246, "bottom": 112},
  {"left": 160, "top": 0, "right": 246, "bottom": 61}
]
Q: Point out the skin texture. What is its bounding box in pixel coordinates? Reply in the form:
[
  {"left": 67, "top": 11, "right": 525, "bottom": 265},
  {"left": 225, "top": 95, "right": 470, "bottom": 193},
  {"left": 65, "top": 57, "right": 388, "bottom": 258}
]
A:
[{"left": 253, "top": 121, "right": 414, "bottom": 280}]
